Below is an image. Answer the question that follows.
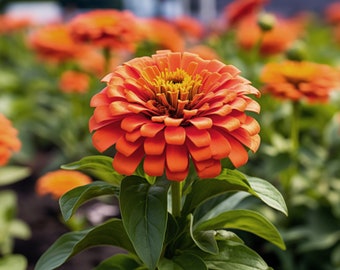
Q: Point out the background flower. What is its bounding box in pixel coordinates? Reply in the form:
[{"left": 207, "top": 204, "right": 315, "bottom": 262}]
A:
[
  {"left": 89, "top": 50, "right": 260, "bottom": 181},
  {"left": 35, "top": 169, "right": 92, "bottom": 199},
  {"left": 0, "top": 114, "right": 21, "bottom": 166},
  {"left": 59, "top": 70, "right": 90, "bottom": 94},
  {"left": 260, "top": 60, "right": 340, "bottom": 102}
]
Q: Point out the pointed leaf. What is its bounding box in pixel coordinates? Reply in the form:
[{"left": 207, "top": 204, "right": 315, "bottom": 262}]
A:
[
  {"left": 194, "top": 209, "right": 286, "bottom": 250},
  {"left": 189, "top": 214, "right": 219, "bottom": 255},
  {"left": 59, "top": 181, "right": 119, "bottom": 221},
  {"left": 246, "top": 176, "right": 288, "bottom": 216},
  {"left": 95, "top": 254, "right": 141, "bottom": 270},
  {"left": 200, "top": 240, "right": 273, "bottom": 270},
  {"left": 120, "top": 176, "right": 170, "bottom": 270},
  {"left": 34, "top": 218, "right": 135, "bottom": 270},
  {"left": 61, "top": 155, "right": 123, "bottom": 185},
  {"left": 158, "top": 253, "right": 207, "bottom": 270},
  {"left": 182, "top": 169, "right": 254, "bottom": 215}
]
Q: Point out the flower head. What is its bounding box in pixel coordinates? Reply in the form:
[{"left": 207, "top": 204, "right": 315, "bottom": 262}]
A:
[
  {"left": 260, "top": 60, "right": 340, "bottom": 102},
  {"left": 223, "top": 0, "right": 268, "bottom": 27},
  {"left": 29, "top": 24, "right": 84, "bottom": 62},
  {"left": 36, "top": 170, "right": 92, "bottom": 199},
  {"left": 59, "top": 70, "right": 90, "bottom": 94},
  {"left": 90, "top": 51, "right": 260, "bottom": 181},
  {"left": 0, "top": 114, "right": 21, "bottom": 166},
  {"left": 68, "top": 9, "right": 141, "bottom": 51},
  {"left": 173, "top": 16, "right": 205, "bottom": 41}
]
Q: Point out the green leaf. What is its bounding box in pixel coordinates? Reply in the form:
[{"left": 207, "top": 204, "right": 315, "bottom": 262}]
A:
[
  {"left": 59, "top": 181, "right": 118, "bottom": 221},
  {"left": 120, "top": 176, "right": 170, "bottom": 270},
  {"left": 158, "top": 253, "right": 207, "bottom": 270},
  {"left": 182, "top": 169, "right": 254, "bottom": 215},
  {"left": 200, "top": 240, "right": 273, "bottom": 270},
  {"left": 0, "top": 254, "right": 27, "bottom": 270},
  {"left": 34, "top": 218, "right": 135, "bottom": 270},
  {"left": 95, "top": 254, "right": 141, "bottom": 270},
  {"left": 194, "top": 209, "right": 286, "bottom": 250},
  {"left": 189, "top": 214, "right": 219, "bottom": 255},
  {"left": 246, "top": 176, "right": 288, "bottom": 216},
  {"left": 61, "top": 155, "right": 123, "bottom": 186},
  {"left": 0, "top": 166, "right": 30, "bottom": 186}
]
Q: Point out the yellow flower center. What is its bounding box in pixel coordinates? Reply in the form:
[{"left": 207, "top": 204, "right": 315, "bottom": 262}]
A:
[
  {"left": 152, "top": 68, "right": 203, "bottom": 118},
  {"left": 282, "top": 62, "right": 316, "bottom": 85}
]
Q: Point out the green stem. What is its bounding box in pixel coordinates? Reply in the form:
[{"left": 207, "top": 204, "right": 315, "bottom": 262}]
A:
[
  {"left": 171, "top": 181, "right": 182, "bottom": 217},
  {"left": 290, "top": 101, "right": 300, "bottom": 165}
]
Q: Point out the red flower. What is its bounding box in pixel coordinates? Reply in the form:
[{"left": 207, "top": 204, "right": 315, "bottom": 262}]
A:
[
  {"left": 68, "top": 9, "right": 142, "bottom": 51},
  {"left": 260, "top": 60, "right": 340, "bottom": 102},
  {"left": 0, "top": 114, "right": 21, "bottom": 166},
  {"left": 36, "top": 170, "right": 92, "bottom": 199},
  {"left": 89, "top": 51, "right": 260, "bottom": 181}
]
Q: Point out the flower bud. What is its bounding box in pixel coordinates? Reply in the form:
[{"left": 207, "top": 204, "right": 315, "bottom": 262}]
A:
[
  {"left": 285, "top": 40, "right": 308, "bottom": 61},
  {"left": 257, "top": 12, "right": 276, "bottom": 32}
]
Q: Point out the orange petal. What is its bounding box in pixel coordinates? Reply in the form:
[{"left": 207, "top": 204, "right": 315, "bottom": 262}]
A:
[
  {"left": 168, "top": 52, "right": 182, "bottom": 72},
  {"left": 92, "top": 106, "right": 113, "bottom": 123},
  {"left": 144, "top": 154, "right": 165, "bottom": 176},
  {"left": 113, "top": 148, "right": 144, "bottom": 175},
  {"left": 188, "top": 117, "right": 213, "bottom": 129},
  {"left": 164, "top": 126, "right": 186, "bottom": 145},
  {"left": 92, "top": 123, "right": 123, "bottom": 152},
  {"left": 164, "top": 117, "right": 183, "bottom": 126},
  {"left": 166, "top": 144, "right": 189, "bottom": 172},
  {"left": 209, "top": 129, "right": 231, "bottom": 159},
  {"left": 187, "top": 140, "right": 212, "bottom": 161},
  {"left": 90, "top": 91, "right": 110, "bottom": 107},
  {"left": 140, "top": 122, "right": 164, "bottom": 137},
  {"left": 196, "top": 159, "right": 221, "bottom": 179},
  {"left": 242, "top": 116, "right": 260, "bottom": 136},
  {"left": 165, "top": 169, "right": 188, "bottom": 181},
  {"left": 109, "top": 101, "right": 130, "bottom": 115},
  {"left": 211, "top": 115, "right": 241, "bottom": 131},
  {"left": 226, "top": 134, "right": 248, "bottom": 168},
  {"left": 186, "top": 126, "right": 211, "bottom": 147},
  {"left": 144, "top": 132, "right": 166, "bottom": 155},
  {"left": 125, "top": 129, "right": 142, "bottom": 142},
  {"left": 116, "top": 136, "right": 143, "bottom": 157},
  {"left": 121, "top": 115, "right": 149, "bottom": 132}
]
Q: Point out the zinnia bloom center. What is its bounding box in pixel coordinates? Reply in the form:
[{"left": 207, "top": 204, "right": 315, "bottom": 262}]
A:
[{"left": 151, "top": 68, "right": 202, "bottom": 118}]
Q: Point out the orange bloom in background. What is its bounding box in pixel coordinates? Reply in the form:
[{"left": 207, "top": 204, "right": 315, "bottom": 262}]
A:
[
  {"left": 260, "top": 61, "right": 340, "bottom": 102},
  {"left": 0, "top": 15, "right": 31, "bottom": 34},
  {"left": 236, "top": 15, "right": 305, "bottom": 55},
  {"left": 173, "top": 16, "right": 205, "bottom": 41},
  {"left": 89, "top": 50, "right": 261, "bottom": 181},
  {"left": 223, "top": 0, "right": 268, "bottom": 27},
  {"left": 324, "top": 1, "right": 340, "bottom": 25},
  {"left": 68, "top": 9, "right": 142, "bottom": 51},
  {"left": 0, "top": 114, "right": 21, "bottom": 166},
  {"left": 29, "top": 24, "right": 84, "bottom": 62},
  {"left": 59, "top": 70, "right": 90, "bottom": 94},
  {"left": 36, "top": 170, "right": 92, "bottom": 199},
  {"left": 139, "top": 18, "right": 185, "bottom": 52}
]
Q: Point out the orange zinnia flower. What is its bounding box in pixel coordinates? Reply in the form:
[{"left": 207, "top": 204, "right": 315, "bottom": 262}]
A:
[
  {"left": 236, "top": 15, "right": 305, "bottom": 55},
  {"left": 187, "top": 45, "right": 220, "bottom": 60},
  {"left": 29, "top": 24, "right": 83, "bottom": 62},
  {"left": 223, "top": 0, "right": 268, "bottom": 27},
  {"left": 59, "top": 70, "right": 90, "bottom": 94},
  {"left": 139, "top": 18, "right": 185, "bottom": 52},
  {"left": 260, "top": 61, "right": 340, "bottom": 102},
  {"left": 89, "top": 50, "right": 261, "bottom": 181},
  {"left": 68, "top": 9, "right": 141, "bottom": 51},
  {"left": 36, "top": 170, "right": 92, "bottom": 199},
  {"left": 0, "top": 114, "right": 21, "bottom": 166}
]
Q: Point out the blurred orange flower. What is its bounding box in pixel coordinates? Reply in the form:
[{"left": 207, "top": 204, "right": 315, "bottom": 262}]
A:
[
  {"left": 68, "top": 9, "right": 141, "bottom": 51},
  {"left": 0, "top": 114, "right": 21, "bottom": 166},
  {"left": 260, "top": 60, "right": 340, "bottom": 102},
  {"left": 236, "top": 15, "right": 305, "bottom": 55},
  {"left": 59, "top": 70, "right": 90, "bottom": 94},
  {"left": 187, "top": 45, "right": 220, "bottom": 60},
  {"left": 0, "top": 15, "right": 31, "bottom": 34},
  {"left": 89, "top": 50, "right": 260, "bottom": 181},
  {"left": 29, "top": 24, "right": 84, "bottom": 62},
  {"left": 36, "top": 170, "right": 92, "bottom": 199},
  {"left": 173, "top": 16, "right": 205, "bottom": 41},
  {"left": 223, "top": 0, "right": 268, "bottom": 27},
  {"left": 139, "top": 18, "right": 185, "bottom": 52}
]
